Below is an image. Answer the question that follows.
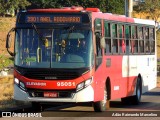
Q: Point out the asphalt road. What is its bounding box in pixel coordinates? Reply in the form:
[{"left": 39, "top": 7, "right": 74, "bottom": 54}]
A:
[
  {"left": 1, "top": 88, "right": 160, "bottom": 119},
  {"left": 41, "top": 87, "right": 160, "bottom": 117}
]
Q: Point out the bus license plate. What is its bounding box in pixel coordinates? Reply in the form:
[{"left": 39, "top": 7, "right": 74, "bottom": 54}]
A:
[{"left": 44, "top": 92, "right": 58, "bottom": 98}]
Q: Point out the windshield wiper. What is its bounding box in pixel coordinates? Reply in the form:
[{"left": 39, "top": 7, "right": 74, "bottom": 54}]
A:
[
  {"left": 66, "top": 26, "right": 75, "bottom": 40},
  {"left": 67, "top": 26, "right": 75, "bottom": 31},
  {"left": 32, "top": 23, "right": 41, "bottom": 38},
  {"left": 31, "top": 23, "right": 46, "bottom": 44}
]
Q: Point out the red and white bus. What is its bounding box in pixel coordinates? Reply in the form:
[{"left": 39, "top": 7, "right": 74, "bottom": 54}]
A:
[{"left": 6, "top": 6, "right": 157, "bottom": 112}]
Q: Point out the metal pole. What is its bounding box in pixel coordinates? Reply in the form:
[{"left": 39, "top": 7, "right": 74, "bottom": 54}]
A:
[
  {"left": 129, "top": 0, "right": 133, "bottom": 17},
  {"left": 125, "top": 0, "right": 129, "bottom": 17},
  {"left": 125, "top": 0, "right": 126, "bottom": 16}
]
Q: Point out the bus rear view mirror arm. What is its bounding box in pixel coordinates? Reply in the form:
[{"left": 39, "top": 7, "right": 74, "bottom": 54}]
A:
[
  {"left": 6, "top": 28, "right": 15, "bottom": 56},
  {"left": 95, "top": 31, "right": 101, "bottom": 38}
]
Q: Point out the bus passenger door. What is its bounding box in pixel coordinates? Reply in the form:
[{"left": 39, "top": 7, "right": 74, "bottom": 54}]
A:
[{"left": 93, "top": 19, "right": 106, "bottom": 101}]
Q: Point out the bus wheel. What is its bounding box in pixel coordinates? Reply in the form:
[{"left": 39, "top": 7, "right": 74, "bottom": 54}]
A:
[
  {"left": 132, "top": 77, "right": 142, "bottom": 105},
  {"left": 121, "top": 97, "right": 130, "bottom": 105},
  {"left": 93, "top": 86, "right": 107, "bottom": 112},
  {"left": 121, "top": 77, "right": 142, "bottom": 105},
  {"left": 32, "top": 102, "right": 42, "bottom": 111}
]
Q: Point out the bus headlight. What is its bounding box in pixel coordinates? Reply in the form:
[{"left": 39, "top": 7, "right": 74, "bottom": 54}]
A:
[
  {"left": 76, "top": 82, "right": 85, "bottom": 92},
  {"left": 14, "top": 78, "right": 26, "bottom": 91},
  {"left": 76, "top": 77, "right": 93, "bottom": 92},
  {"left": 85, "top": 78, "right": 92, "bottom": 87},
  {"left": 14, "top": 78, "right": 19, "bottom": 84}
]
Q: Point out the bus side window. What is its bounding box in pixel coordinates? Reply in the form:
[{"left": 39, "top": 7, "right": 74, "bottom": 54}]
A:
[
  {"left": 119, "top": 39, "right": 126, "bottom": 53},
  {"left": 139, "top": 40, "right": 144, "bottom": 53},
  {"left": 112, "top": 23, "right": 118, "bottom": 53},
  {"left": 138, "top": 26, "right": 143, "bottom": 40},
  {"left": 131, "top": 26, "right": 138, "bottom": 54},
  {"left": 104, "top": 21, "right": 111, "bottom": 54},
  {"left": 95, "top": 23, "right": 102, "bottom": 68},
  {"left": 118, "top": 24, "right": 125, "bottom": 53},
  {"left": 105, "top": 39, "right": 111, "bottom": 53},
  {"left": 131, "top": 40, "right": 138, "bottom": 53},
  {"left": 126, "top": 40, "right": 130, "bottom": 54},
  {"left": 130, "top": 40, "right": 134, "bottom": 53},
  {"left": 150, "top": 40, "right": 155, "bottom": 53},
  {"left": 95, "top": 19, "right": 101, "bottom": 32},
  {"left": 96, "top": 35, "right": 102, "bottom": 56},
  {"left": 150, "top": 28, "right": 155, "bottom": 53},
  {"left": 125, "top": 25, "right": 130, "bottom": 39},
  {"left": 113, "top": 39, "right": 118, "bottom": 53},
  {"left": 145, "top": 27, "right": 149, "bottom": 40},
  {"left": 149, "top": 27, "right": 155, "bottom": 40},
  {"left": 95, "top": 19, "right": 102, "bottom": 56},
  {"left": 145, "top": 40, "right": 150, "bottom": 53},
  {"left": 132, "top": 26, "right": 138, "bottom": 39},
  {"left": 144, "top": 27, "right": 150, "bottom": 54},
  {"left": 125, "top": 25, "right": 131, "bottom": 54},
  {"left": 134, "top": 40, "right": 138, "bottom": 53}
]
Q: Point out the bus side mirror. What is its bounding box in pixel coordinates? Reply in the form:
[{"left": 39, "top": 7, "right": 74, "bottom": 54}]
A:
[
  {"left": 6, "top": 34, "right": 11, "bottom": 48},
  {"left": 6, "top": 28, "right": 15, "bottom": 56},
  {"left": 95, "top": 32, "right": 105, "bottom": 49},
  {"left": 95, "top": 32, "right": 101, "bottom": 39},
  {"left": 100, "top": 37, "right": 106, "bottom": 49}
]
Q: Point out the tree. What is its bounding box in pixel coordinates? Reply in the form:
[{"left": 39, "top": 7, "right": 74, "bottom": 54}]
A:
[
  {"left": 133, "top": 2, "right": 146, "bottom": 18},
  {"left": 134, "top": 0, "right": 160, "bottom": 21},
  {"left": 0, "top": 0, "right": 31, "bottom": 16},
  {"left": 28, "top": 0, "right": 60, "bottom": 8},
  {"left": 28, "top": 0, "right": 125, "bottom": 14},
  {"left": 145, "top": 0, "right": 160, "bottom": 21},
  {"left": 107, "top": 0, "right": 125, "bottom": 14},
  {"left": 0, "top": 0, "right": 7, "bottom": 16}
]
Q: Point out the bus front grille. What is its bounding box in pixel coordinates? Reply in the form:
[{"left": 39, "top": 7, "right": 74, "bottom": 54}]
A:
[
  {"left": 27, "top": 89, "right": 75, "bottom": 98},
  {"left": 24, "top": 71, "right": 79, "bottom": 80},
  {"left": 15, "top": 66, "right": 89, "bottom": 80}
]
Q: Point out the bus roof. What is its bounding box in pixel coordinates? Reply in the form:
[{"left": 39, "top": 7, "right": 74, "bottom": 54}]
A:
[
  {"left": 27, "top": 6, "right": 155, "bottom": 26},
  {"left": 27, "top": 6, "right": 101, "bottom": 13},
  {"left": 134, "top": 18, "right": 155, "bottom": 26}
]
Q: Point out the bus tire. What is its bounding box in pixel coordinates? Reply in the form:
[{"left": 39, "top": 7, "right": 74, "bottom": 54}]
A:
[
  {"left": 131, "top": 77, "right": 142, "bottom": 105},
  {"left": 121, "top": 77, "right": 142, "bottom": 105},
  {"left": 32, "top": 102, "right": 42, "bottom": 111},
  {"left": 121, "top": 97, "right": 131, "bottom": 105},
  {"left": 93, "top": 86, "right": 107, "bottom": 112}
]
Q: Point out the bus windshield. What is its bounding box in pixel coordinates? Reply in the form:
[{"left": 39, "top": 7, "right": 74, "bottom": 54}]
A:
[{"left": 15, "top": 28, "right": 93, "bottom": 69}]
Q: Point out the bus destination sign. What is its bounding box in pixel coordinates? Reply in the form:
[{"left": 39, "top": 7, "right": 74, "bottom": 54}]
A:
[{"left": 26, "top": 15, "right": 82, "bottom": 23}]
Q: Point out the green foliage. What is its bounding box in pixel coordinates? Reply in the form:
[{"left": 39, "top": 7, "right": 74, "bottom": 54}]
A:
[
  {"left": 0, "top": 0, "right": 30, "bottom": 16},
  {"left": 133, "top": 2, "right": 146, "bottom": 14},
  {"left": 0, "top": 0, "right": 7, "bottom": 15},
  {"left": 134, "top": 0, "right": 160, "bottom": 21},
  {"left": 28, "top": 0, "right": 60, "bottom": 8},
  {"left": 107, "top": 0, "right": 124, "bottom": 14},
  {"left": 0, "top": 0, "right": 126, "bottom": 15},
  {"left": 28, "top": 0, "right": 125, "bottom": 14},
  {"left": 0, "top": 55, "right": 13, "bottom": 71}
]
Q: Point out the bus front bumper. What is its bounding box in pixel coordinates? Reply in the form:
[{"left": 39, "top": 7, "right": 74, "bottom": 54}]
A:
[{"left": 14, "top": 84, "right": 94, "bottom": 103}]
